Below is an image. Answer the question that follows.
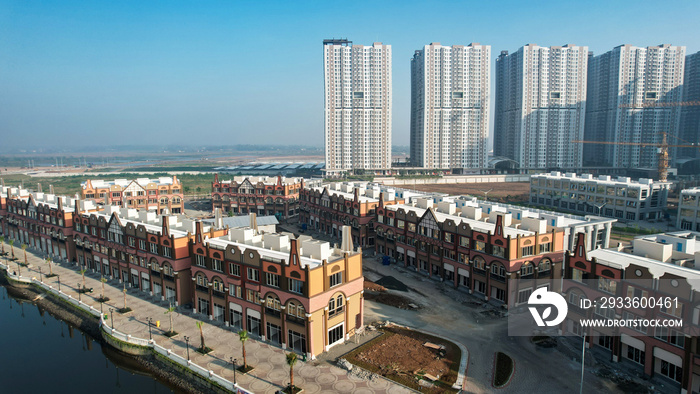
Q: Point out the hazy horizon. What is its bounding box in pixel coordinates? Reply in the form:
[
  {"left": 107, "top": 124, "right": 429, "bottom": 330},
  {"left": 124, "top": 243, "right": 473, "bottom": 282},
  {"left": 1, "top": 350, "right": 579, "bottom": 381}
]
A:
[{"left": 2, "top": 0, "right": 698, "bottom": 150}]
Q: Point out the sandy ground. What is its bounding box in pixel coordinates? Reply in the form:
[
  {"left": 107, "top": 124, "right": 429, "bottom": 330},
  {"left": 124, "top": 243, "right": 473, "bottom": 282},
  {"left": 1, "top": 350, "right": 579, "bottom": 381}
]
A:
[{"left": 407, "top": 182, "right": 531, "bottom": 203}]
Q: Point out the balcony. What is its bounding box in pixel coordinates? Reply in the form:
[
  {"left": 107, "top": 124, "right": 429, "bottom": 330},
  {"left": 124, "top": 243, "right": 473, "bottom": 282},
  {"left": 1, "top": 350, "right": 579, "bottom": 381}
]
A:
[
  {"left": 286, "top": 314, "right": 306, "bottom": 326},
  {"left": 196, "top": 284, "right": 209, "bottom": 292},
  {"left": 265, "top": 307, "right": 281, "bottom": 318}
]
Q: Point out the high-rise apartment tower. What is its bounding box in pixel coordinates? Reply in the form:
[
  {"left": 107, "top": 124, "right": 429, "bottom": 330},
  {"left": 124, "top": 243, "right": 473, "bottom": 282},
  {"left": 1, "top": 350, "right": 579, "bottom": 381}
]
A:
[
  {"left": 584, "top": 44, "right": 686, "bottom": 168},
  {"left": 410, "top": 43, "right": 491, "bottom": 170},
  {"left": 323, "top": 39, "right": 392, "bottom": 173},
  {"left": 494, "top": 44, "right": 588, "bottom": 170}
]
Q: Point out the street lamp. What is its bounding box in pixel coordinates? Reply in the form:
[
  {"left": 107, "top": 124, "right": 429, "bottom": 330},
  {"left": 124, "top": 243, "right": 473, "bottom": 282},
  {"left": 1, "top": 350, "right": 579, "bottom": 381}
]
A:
[
  {"left": 39, "top": 267, "right": 43, "bottom": 282},
  {"left": 57, "top": 275, "right": 61, "bottom": 292},
  {"left": 77, "top": 283, "right": 81, "bottom": 302},
  {"left": 230, "top": 357, "right": 237, "bottom": 384},
  {"left": 110, "top": 308, "right": 115, "bottom": 329},
  {"left": 184, "top": 336, "right": 190, "bottom": 360},
  {"left": 146, "top": 317, "right": 153, "bottom": 340}
]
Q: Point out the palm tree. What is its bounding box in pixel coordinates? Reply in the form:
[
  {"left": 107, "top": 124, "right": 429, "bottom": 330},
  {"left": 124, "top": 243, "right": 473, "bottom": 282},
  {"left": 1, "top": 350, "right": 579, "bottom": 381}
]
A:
[
  {"left": 9, "top": 239, "right": 15, "bottom": 260},
  {"left": 122, "top": 285, "right": 128, "bottom": 310},
  {"left": 0, "top": 236, "right": 5, "bottom": 255},
  {"left": 286, "top": 352, "right": 298, "bottom": 392},
  {"left": 196, "top": 321, "right": 205, "bottom": 351},
  {"left": 239, "top": 330, "right": 249, "bottom": 369},
  {"left": 47, "top": 257, "right": 53, "bottom": 276},
  {"left": 100, "top": 276, "right": 108, "bottom": 300},
  {"left": 164, "top": 303, "right": 176, "bottom": 334},
  {"left": 79, "top": 268, "right": 87, "bottom": 290},
  {"left": 22, "top": 243, "right": 28, "bottom": 265}
]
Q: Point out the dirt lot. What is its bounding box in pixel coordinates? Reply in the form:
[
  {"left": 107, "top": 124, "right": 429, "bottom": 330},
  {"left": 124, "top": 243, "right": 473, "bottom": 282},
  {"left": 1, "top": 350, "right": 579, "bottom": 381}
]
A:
[
  {"left": 408, "top": 182, "right": 530, "bottom": 203},
  {"left": 347, "top": 326, "right": 460, "bottom": 393}
]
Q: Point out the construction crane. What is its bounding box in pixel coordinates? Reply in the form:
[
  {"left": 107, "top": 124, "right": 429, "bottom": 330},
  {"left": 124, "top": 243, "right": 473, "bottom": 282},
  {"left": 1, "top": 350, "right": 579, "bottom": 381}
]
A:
[{"left": 573, "top": 133, "right": 700, "bottom": 182}]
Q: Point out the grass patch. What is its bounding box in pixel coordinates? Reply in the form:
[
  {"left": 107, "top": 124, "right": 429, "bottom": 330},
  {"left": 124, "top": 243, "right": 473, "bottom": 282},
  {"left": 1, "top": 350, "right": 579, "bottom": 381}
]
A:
[
  {"left": 78, "top": 287, "right": 93, "bottom": 294},
  {"left": 493, "top": 352, "right": 514, "bottom": 388},
  {"left": 163, "top": 331, "right": 178, "bottom": 338},
  {"left": 97, "top": 296, "right": 110, "bottom": 303},
  {"left": 117, "top": 307, "right": 132, "bottom": 314},
  {"left": 195, "top": 346, "right": 213, "bottom": 355},
  {"left": 282, "top": 385, "right": 302, "bottom": 394},
  {"left": 237, "top": 365, "right": 254, "bottom": 373},
  {"left": 45, "top": 273, "right": 57, "bottom": 278}
]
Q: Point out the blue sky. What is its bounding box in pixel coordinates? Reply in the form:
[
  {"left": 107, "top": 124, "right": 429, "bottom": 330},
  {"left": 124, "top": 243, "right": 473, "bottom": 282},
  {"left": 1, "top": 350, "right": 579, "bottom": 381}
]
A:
[{"left": 1, "top": 0, "right": 698, "bottom": 150}]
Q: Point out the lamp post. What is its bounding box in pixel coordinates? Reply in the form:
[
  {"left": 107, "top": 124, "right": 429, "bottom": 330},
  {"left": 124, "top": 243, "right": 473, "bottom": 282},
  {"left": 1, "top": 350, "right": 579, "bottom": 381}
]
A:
[
  {"left": 77, "top": 283, "right": 81, "bottom": 302},
  {"left": 57, "top": 275, "right": 61, "bottom": 292},
  {"left": 146, "top": 317, "right": 153, "bottom": 340},
  {"left": 184, "top": 336, "right": 190, "bottom": 360},
  {"left": 110, "top": 308, "right": 115, "bottom": 329},
  {"left": 39, "top": 267, "right": 43, "bottom": 282},
  {"left": 230, "top": 357, "right": 237, "bottom": 384}
]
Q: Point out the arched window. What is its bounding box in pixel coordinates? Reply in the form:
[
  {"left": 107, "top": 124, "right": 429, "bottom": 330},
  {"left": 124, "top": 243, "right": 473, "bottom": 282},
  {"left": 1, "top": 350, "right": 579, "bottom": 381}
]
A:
[
  {"left": 212, "top": 277, "right": 224, "bottom": 292},
  {"left": 159, "top": 197, "right": 169, "bottom": 205},
  {"left": 196, "top": 273, "right": 207, "bottom": 287},
  {"left": 521, "top": 262, "right": 534, "bottom": 277},
  {"left": 266, "top": 294, "right": 281, "bottom": 311},
  {"left": 287, "top": 302, "right": 305, "bottom": 319},
  {"left": 329, "top": 294, "right": 344, "bottom": 317},
  {"left": 538, "top": 259, "right": 552, "bottom": 273}
]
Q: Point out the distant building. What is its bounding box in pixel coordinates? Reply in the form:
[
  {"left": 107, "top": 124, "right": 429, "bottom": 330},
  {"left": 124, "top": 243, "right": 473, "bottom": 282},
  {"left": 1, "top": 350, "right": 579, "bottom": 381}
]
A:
[
  {"left": 211, "top": 175, "right": 319, "bottom": 219},
  {"left": 530, "top": 172, "right": 671, "bottom": 222},
  {"left": 494, "top": 44, "right": 588, "bottom": 170},
  {"left": 679, "top": 51, "right": 700, "bottom": 162},
  {"left": 563, "top": 231, "right": 700, "bottom": 391},
  {"left": 585, "top": 44, "right": 686, "bottom": 168},
  {"left": 323, "top": 39, "right": 392, "bottom": 174},
  {"left": 678, "top": 188, "right": 700, "bottom": 231},
  {"left": 410, "top": 43, "right": 491, "bottom": 170},
  {"left": 81, "top": 177, "right": 184, "bottom": 214}
]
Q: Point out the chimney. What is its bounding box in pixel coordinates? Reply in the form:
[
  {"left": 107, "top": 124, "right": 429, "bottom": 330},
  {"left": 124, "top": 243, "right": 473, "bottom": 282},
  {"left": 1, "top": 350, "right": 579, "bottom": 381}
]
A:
[
  {"left": 277, "top": 175, "right": 282, "bottom": 186},
  {"left": 49, "top": 184, "right": 54, "bottom": 194},
  {"left": 172, "top": 175, "right": 178, "bottom": 184},
  {"left": 57, "top": 197, "right": 63, "bottom": 212},
  {"left": 249, "top": 213, "right": 258, "bottom": 232},
  {"left": 162, "top": 215, "right": 170, "bottom": 237},
  {"left": 378, "top": 192, "right": 384, "bottom": 209},
  {"left": 74, "top": 198, "right": 80, "bottom": 214},
  {"left": 214, "top": 173, "right": 219, "bottom": 183},
  {"left": 353, "top": 188, "right": 359, "bottom": 203},
  {"left": 37, "top": 183, "right": 43, "bottom": 193},
  {"left": 195, "top": 221, "right": 203, "bottom": 243},
  {"left": 341, "top": 225, "right": 353, "bottom": 253}
]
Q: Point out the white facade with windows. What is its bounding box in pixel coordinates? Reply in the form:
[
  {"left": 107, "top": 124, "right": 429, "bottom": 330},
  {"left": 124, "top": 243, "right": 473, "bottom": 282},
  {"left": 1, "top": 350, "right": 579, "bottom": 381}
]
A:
[
  {"left": 323, "top": 39, "right": 392, "bottom": 172},
  {"left": 494, "top": 44, "right": 588, "bottom": 170},
  {"left": 678, "top": 188, "right": 700, "bottom": 231},
  {"left": 410, "top": 43, "right": 490, "bottom": 170},
  {"left": 530, "top": 172, "right": 671, "bottom": 222},
  {"left": 584, "top": 44, "right": 686, "bottom": 168}
]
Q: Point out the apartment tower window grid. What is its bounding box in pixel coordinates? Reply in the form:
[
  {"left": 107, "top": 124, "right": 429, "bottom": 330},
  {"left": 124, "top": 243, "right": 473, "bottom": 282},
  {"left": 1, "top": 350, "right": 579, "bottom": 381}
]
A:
[
  {"left": 323, "top": 39, "right": 392, "bottom": 172},
  {"left": 494, "top": 44, "right": 588, "bottom": 170},
  {"left": 584, "top": 44, "right": 686, "bottom": 168},
  {"left": 410, "top": 43, "right": 491, "bottom": 170}
]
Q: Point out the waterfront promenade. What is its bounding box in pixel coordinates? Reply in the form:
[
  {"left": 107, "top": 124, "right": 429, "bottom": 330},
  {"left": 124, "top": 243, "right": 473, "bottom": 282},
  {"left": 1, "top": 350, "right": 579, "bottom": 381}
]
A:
[{"left": 4, "top": 249, "right": 411, "bottom": 394}]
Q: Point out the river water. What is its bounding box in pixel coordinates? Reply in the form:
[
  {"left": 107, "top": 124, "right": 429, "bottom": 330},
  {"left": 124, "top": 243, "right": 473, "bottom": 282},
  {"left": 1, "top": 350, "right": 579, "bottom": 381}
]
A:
[{"left": 0, "top": 285, "right": 180, "bottom": 393}]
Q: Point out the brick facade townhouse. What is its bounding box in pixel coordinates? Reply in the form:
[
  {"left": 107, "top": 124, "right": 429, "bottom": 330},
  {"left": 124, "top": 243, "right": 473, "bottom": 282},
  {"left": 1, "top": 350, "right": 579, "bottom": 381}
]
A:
[
  {"left": 563, "top": 232, "right": 700, "bottom": 393},
  {"left": 374, "top": 196, "right": 615, "bottom": 304},
  {"left": 299, "top": 182, "right": 411, "bottom": 248},
  {"left": 212, "top": 175, "right": 317, "bottom": 219},
  {"left": 1, "top": 184, "right": 363, "bottom": 359},
  {"left": 189, "top": 225, "right": 364, "bottom": 359},
  {"left": 81, "top": 177, "right": 184, "bottom": 214}
]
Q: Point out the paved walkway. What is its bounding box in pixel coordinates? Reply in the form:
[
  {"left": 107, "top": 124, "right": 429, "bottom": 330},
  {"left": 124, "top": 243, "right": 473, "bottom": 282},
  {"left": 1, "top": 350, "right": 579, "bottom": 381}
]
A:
[{"left": 6, "top": 249, "right": 411, "bottom": 394}]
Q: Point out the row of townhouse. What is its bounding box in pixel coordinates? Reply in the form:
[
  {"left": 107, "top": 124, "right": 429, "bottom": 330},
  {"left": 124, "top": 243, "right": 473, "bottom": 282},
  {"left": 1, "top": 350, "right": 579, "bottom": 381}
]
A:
[
  {"left": 299, "top": 182, "right": 431, "bottom": 248},
  {"left": 374, "top": 195, "right": 616, "bottom": 302},
  {"left": 81, "top": 177, "right": 184, "bottom": 214},
  {"left": 530, "top": 172, "right": 671, "bottom": 222},
  {"left": 0, "top": 184, "right": 363, "bottom": 359},
  {"left": 211, "top": 175, "right": 322, "bottom": 219},
  {"left": 559, "top": 232, "right": 700, "bottom": 393}
]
